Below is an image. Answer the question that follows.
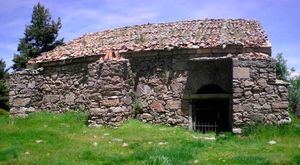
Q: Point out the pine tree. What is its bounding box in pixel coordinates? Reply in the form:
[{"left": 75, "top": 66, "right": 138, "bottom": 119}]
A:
[
  {"left": 12, "top": 3, "right": 63, "bottom": 70},
  {"left": 0, "top": 59, "right": 9, "bottom": 110}
]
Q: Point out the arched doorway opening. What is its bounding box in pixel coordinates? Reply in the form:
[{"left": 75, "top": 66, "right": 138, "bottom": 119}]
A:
[{"left": 190, "top": 84, "right": 231, "bottom": 133}]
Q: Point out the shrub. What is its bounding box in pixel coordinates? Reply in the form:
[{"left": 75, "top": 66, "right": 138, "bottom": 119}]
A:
[
  {"left": 0, "top": 59, "right": 9, "bottom": 111},
  {"left": 289, "top": 77, "right": 300, "bottom": 113}
]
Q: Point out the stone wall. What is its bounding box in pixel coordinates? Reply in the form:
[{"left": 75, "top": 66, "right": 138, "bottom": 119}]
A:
[
  {"left": 87, "top": 60, "right": 134, "bottom": 126},
  {"left": 9, "top": 50, "right": 291, "bottom": 130},
  {"left": 9, "top": 68, "right": 42, "bottom": 117},
  {"left": 9, "top": 59, "right": 134, "bottom": 126},
  {"left": 129, "top": 55, "right": 189, "bottom": 126},
  {"left": 10, "top": 62, "right": 91, "bottom": 116},
  {"left": 129, "top": 54, "right": 233, "bottom": 127},
  {"left": 232, "top": 57, "right": 290, "bottom": 129},
  {"left": 127, "top": 52, "right": 290, "bottom": 130}
]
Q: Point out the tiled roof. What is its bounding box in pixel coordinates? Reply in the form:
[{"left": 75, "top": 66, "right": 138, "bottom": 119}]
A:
[{"left": 30, "top": 19, "right": 270, "bottom": 63}]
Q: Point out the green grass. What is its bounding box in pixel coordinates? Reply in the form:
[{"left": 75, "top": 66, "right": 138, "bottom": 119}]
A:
[
  {"left": 0, "top": 108, "right": 8, "bottom": 116},
  {"left": 0, "top": 112, "right": 300, "bottom": 164}
]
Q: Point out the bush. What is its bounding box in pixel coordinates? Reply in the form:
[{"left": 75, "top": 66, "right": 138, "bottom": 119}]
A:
[
  {"left": 275, "top": 53, "right": 300, "bottom": 113},
  {"left": 0, "top": 59, "right": 9, "bottom": 111},
  {"left": 275, "top": 53, "right": 290, "bottom": 81},
  {"left": 0, "top": 108, "right": 9, "bottom": 116},
  {"left": 132, "top": 91, "right": 142, "bottom": 117},
  {"left": 289, "top": 77, "right": 300, "bottom": 113}
]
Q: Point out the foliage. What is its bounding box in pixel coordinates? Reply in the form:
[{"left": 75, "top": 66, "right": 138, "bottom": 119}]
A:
[
  {"left": 0, "top": 59, "right": 9, "bottom": 80},
  {"left": 275, "top": 53, "right": 300, "bottom": 112},
  {"left": 0, "top": 83, "right": 9, "bottom": 111},
  {"left": 12, "top": 3, "right": 63, "bottom": 70},
  {"left": 275, "top": 53, "right": 291, "bottom": 81},
  {"left": 0, "top": 112, "right": 300, "bottom": 164},
  {"left": 0, "top": 59, "right": 9, "bottom": 111},
  {"left": 133, "top": 99, "right": 142, "bottom": 117},
  {"left": 0, "top": 108, "right": 9, "bottom": 115},
  {"left": 12, "top": 54, "right": 29, "bottom": 70},
  {"left": 289, "top": 76, "right": 300, "bottom": 112},
  {"left": 132, "top": 92, "right": 142, "bottom": 117}
]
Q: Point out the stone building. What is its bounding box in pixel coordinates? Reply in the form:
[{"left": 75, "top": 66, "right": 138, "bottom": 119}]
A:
[{"left": 9, "top": 19, "right": 290, "bottom": 133}]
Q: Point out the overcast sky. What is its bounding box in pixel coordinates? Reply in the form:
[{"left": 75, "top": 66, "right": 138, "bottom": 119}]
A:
[{"left": 1, "top": 0, "right": 300, "bottom": 74}]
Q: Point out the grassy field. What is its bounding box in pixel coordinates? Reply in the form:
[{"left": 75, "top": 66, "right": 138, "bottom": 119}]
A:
[{"left": 0, "top": 110, "right": 300, "bottom": 165}]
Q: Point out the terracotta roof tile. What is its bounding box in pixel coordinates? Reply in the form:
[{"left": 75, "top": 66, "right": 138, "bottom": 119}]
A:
[{"left": 30, "top": 19, "right": 270, "bottom": 63}]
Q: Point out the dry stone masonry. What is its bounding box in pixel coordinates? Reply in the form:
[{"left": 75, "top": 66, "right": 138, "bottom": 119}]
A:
[
  {"left": 87, "top": 59, "right": 134, "bottom": 126},
  {"left": 232, "top": 56, "right": 290, "bottom": 128},
  {"left": 9, "top": 19, "right": 291, "bottom": 132},
  {"left": 10, "top": 59, "right": 134, "bottom": 127}
]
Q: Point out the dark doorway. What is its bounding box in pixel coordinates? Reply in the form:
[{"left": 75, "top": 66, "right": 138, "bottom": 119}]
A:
[{"left": 191, "top": 84, "right": 231, "bottom": 133}]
